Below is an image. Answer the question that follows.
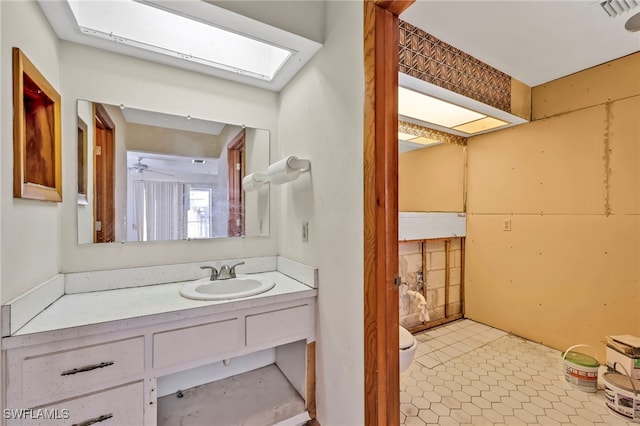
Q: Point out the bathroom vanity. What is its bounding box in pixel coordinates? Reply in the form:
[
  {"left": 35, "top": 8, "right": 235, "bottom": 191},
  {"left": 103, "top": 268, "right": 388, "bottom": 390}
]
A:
[{"left": 1, "top": 257, "right": 317, "bottom": 426}]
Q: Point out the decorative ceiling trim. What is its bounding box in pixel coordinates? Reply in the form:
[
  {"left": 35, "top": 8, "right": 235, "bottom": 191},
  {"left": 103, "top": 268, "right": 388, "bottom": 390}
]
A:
[
  {"left": 399, "top": 20, "right": 511, "bottom": 113},
  {"left": 399, "top": 120, "right": 467, "bottom": 146}
]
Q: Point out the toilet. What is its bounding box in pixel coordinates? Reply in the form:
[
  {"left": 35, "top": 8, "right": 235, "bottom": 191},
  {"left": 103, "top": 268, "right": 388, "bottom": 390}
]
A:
[{"left": 399, "top": 326, "right": 418, "bottom": 372}]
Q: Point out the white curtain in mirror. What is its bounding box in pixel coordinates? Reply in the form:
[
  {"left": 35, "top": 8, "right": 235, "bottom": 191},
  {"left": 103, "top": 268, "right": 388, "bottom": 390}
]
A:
[
  {"left": 132, "top": 181, "right": 226, "bottom": 241},
  {"left": 133, "top": 181, "right": 185, "bottom": 241},
  {"left": 212, "top": 145, "right": 229, "bottom": 238}
]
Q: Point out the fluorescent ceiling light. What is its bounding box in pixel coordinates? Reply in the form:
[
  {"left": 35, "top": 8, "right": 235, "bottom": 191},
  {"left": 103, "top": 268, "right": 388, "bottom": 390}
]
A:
[
  {"left": 398, "top": 73, "right": 527, "bottom": 138},
  {"left": 399, "top": 87, "right": 485, "bottom": 128},
  {"left": 398, "top": 132, "right": 417, "bottom": 141},
  {"left": 398, "top": 140, "right": 443, "bottom": 153},
  {"left": 453, "top": 116, "right": 508, "bottom": 133},
  {"left": 398, "top": 132, "right": 442, "bottom": 150},
  {"left": 410, "top": 136, "right": 442, "bottom": 146},
  {"left": 67, "top": 0, "right": 291, "bottom": 81}
]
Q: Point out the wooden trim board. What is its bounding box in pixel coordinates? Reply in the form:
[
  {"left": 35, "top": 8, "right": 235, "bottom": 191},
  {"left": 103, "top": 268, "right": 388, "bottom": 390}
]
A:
[
  {"left": 306, "top": 341, "right": 316, "bottom": 420},
  {"left": 363, "top": 1, "right": 413, "bottom": 425}
]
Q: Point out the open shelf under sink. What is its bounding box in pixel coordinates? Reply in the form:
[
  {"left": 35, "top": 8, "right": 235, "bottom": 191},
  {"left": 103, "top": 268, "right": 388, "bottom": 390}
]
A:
[{"left": 157, "top": 364, "right": 307, "bottom": 426}]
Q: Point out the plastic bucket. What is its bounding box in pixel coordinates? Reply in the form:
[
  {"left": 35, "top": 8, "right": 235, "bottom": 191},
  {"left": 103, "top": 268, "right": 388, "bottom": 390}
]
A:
[
  {"left": 603, "top": 363, "right": 640, "bottom": 423},
  {"left": 562, "top": 344, "right": 599, "bottom": 393}
]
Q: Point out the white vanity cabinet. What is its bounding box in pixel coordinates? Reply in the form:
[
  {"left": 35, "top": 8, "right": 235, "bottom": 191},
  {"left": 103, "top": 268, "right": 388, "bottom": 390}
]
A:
[
  {"left": 4, "top": 335, "right": 145, "bottom": 426},
  {"left": 3, "top": 293, "right": 316, "bottom": 426},
  {"left": 25, "top": 382, "right": 144, "bottom": 426}
]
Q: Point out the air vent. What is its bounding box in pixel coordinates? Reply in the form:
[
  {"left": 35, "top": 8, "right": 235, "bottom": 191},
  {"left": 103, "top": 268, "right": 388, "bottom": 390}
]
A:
[{"left": 600, "top": 0, "right": 639, "bottom": 18}]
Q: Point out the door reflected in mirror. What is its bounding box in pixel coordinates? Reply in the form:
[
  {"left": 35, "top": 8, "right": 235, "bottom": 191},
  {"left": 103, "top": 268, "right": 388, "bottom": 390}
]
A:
[{"left": 77, "top": 100, "right": 270, "bottom": 244}]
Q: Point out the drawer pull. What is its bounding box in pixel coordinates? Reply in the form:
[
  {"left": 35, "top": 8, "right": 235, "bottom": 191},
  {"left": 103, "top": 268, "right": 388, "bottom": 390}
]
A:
[
  {"left": 72, "top": 413, "right": 113, "bottom": 426},
  {"left": 61, "top": 361, "right": 114, "bottom": 376}
]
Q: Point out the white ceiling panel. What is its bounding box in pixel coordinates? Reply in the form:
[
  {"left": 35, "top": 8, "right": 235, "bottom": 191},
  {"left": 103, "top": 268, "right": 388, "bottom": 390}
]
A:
[{"left": 401, "top": 1, "right": 640, "bottom": 86}]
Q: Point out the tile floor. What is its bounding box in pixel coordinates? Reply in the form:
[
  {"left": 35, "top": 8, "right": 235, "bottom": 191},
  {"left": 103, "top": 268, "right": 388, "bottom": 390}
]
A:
[{"left": 400, "top": 319, "right": 636, "bottom": 426}]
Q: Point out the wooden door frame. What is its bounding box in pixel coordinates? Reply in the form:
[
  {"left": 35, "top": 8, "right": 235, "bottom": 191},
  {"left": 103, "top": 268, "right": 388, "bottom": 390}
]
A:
[
  {"left": 364, "top": 1, "right": 413, "bottom": 425},
  {"left": 93, "top": 103, "right": 115, "bottom": 243},
  {"left": 227, "top": 129, "right": 245, "bottom": 237}
]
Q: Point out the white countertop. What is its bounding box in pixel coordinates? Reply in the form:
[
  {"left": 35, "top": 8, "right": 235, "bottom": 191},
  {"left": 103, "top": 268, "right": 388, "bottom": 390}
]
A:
[{"left": 6, "top": 271, "right": 316, "bottom": 347}]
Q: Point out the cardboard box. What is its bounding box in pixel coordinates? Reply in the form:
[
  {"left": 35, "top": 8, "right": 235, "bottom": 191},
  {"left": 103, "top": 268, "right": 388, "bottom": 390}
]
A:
[{"left": 606, "top": 346, "right": 640, "bottom": 379}]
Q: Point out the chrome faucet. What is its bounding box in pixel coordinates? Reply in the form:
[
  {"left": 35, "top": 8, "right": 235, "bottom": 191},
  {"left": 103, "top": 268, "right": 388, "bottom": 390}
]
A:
[
  {"left": 200, "top": 266, "right": 218, "bottom": 281},
  {"left": 217, "top": 261, "right": 245, "bottom": 280}
]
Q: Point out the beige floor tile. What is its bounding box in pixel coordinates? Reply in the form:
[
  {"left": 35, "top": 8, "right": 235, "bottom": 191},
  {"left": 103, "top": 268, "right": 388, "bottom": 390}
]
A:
[
  {"left": 404, "top": 416, "right": 427, "bottom": 426},
  {"left": 430, "top": 402, "right": 450, "bottom": 417},
  {"left": 401, "top": 402, "right": 419, "bottom": 417},
  {"left": 411, "top": 396, "right": 430, "bottom": 410},
  {"left": 400, "top": 320, "right": 636, "bottom": 426},
  {"left": 417, "top": 408, "right": 438, "bottom": 423}
]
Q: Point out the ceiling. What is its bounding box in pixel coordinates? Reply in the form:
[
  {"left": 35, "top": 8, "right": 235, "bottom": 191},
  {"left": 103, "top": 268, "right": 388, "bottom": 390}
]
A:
[
  {"left": 127, "top": 151, "right": 218, "bottom": 179},
  {"left": 121, "top": 107, "right": 226, "bottom": 136},
  {"left": 401, "top": 1, "right": 640, "bottom": 86}
]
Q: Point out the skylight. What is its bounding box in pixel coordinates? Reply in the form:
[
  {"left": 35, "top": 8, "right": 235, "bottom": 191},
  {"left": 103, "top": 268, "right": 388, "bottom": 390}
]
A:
[{"left": 67, "top": 0, "right": 292, "bottom": 81}]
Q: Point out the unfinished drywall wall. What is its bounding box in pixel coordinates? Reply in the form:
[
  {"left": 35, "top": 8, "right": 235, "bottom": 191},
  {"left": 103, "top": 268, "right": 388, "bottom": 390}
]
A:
[
  {"left": 532, "top": 53, "right": 640, "bottom": 120},
  {"left": 399, "top": 143, "right": 465, "bottom": 212},
  {"left": 466, "top": 53, "right": 640, "bottom": 361}
]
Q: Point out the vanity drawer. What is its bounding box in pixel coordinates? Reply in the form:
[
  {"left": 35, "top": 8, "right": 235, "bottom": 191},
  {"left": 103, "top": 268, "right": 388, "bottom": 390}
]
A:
[
  {"left": 246, "top": 304, "right": 311, "bottom": 347},
  {"left": 153, "top": 318, "right": 239, "bottom": 369},
  {"left": 20, "top": 337, "right": 144, "bottom": 405},
  {"left": 15, "top": 381, "right": 144, "bottom": 426}
]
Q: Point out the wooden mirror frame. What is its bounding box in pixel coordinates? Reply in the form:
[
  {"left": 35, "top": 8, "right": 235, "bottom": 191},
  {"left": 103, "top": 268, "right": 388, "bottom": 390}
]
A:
[{"left": 13, "top": 47, "right": 62, "bottom": 202}]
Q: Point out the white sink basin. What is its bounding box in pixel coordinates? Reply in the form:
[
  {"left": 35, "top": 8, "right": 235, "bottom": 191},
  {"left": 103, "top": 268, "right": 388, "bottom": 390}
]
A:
[{"left": 180, "top": 276, "right": 276, "bottom": 301}]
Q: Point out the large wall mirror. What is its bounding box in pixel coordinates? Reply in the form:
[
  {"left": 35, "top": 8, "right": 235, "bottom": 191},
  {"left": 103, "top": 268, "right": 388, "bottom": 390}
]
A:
[{"left": 77, "top": 100, "right": 270, "bottom": 244}]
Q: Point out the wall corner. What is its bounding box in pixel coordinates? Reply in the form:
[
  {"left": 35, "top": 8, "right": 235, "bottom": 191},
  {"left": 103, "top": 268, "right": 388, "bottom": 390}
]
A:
[{"left": 510, "top": 78, "right": 532, "bottom": 121}]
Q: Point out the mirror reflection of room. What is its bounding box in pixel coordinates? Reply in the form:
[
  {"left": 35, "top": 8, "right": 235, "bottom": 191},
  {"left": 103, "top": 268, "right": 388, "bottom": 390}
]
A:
[{"left": 76, "top": 100, "right": 270, "bottom": 244}]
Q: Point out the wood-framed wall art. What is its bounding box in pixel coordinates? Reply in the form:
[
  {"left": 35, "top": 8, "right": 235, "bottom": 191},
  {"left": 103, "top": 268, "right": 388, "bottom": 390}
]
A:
[{"left": 13, "top": 47, "right": 62, "bottom": 202}]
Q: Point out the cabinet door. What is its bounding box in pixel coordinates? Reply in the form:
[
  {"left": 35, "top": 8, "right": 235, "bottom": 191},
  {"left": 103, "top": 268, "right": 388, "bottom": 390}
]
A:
[
  {"left": 153, "top": 318, "right": 239, "bottom": 369},
  {"left": 7, "top": 381, "right": 144, "bottom": 426},
  {"left": 246, "top": 304, "right": 311, "bottom": 347}
]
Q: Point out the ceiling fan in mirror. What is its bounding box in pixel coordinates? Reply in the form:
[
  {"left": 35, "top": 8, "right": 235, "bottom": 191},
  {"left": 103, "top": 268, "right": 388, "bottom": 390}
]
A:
[{"left": 128, "top": 157, "right": 174, "bottom": 176}]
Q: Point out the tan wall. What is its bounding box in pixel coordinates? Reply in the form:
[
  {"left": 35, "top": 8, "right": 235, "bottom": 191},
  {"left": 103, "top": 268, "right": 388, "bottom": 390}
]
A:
[
  {"left": 399, "top": 143, "right": 465, "bottom": 212},
  {"left": 466, "top": 54, "right": 640, "bottom": 361},
  {"left": 532, "top": 53, "right": 640, "bottom": 120},
  {"left": 125, "top": 123, "right": 225, "bottom": 158}
]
